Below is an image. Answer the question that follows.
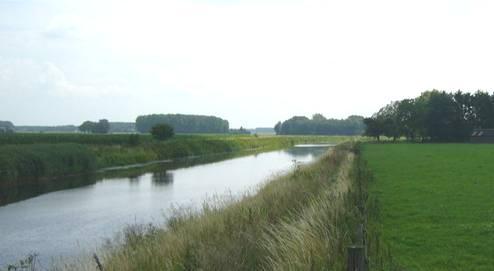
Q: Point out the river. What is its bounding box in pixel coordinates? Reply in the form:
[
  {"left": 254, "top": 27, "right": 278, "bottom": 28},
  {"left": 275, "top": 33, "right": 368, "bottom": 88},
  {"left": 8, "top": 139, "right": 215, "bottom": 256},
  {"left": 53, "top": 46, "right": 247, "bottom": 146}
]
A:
[{"left": 0, "top": 145, "right": 331, "bottom": 266}]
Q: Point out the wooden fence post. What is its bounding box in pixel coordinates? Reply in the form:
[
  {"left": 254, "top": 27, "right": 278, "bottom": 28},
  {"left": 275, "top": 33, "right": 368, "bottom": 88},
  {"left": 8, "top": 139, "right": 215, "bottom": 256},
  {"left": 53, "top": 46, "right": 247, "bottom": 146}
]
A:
[{"left": 347, "top": 245, "right": 365, "bottom": 271}]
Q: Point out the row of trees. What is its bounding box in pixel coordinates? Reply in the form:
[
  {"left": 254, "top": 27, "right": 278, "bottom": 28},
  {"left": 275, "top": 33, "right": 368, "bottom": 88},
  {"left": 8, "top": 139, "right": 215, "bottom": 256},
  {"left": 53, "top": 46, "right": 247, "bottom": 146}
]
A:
[
  {"left": 79, "top": 119, "right": 110, "bottom": 134},
  {"left": 364, "top": 90, "right": 494, "bottom": 142},
  {"left": 136, "top": 114, "right": 229, "bottom": 134},
  {"left": 274, "top": 114, "right": 365, "bottom": 135}
]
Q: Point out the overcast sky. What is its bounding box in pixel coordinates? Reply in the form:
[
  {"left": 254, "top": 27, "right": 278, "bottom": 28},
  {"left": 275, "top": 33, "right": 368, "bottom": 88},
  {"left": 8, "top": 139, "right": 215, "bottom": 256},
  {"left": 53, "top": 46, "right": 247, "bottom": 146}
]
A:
[{"left": 1, "top": 0, "right": 494, "bottom": 127}]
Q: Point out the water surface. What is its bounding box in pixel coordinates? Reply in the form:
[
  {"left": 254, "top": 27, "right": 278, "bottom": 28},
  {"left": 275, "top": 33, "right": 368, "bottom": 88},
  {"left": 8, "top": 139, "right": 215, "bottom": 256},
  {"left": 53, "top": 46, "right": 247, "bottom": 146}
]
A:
[{"left": 0, "top": 145, "right": 330, "bottom": 266}]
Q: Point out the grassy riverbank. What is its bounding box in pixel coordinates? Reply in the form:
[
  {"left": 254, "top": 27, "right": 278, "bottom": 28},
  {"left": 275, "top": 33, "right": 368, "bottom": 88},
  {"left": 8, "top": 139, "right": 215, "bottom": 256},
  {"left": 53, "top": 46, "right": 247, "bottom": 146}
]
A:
[
  {"left": 362, "top": 143, "right": 494, "bottom": 270},
  {"left": 0, "top": 134, "right": 350, "bottom": 204},
  {"left": 56, "top": 142, "right": 360, "bottom": 271}
]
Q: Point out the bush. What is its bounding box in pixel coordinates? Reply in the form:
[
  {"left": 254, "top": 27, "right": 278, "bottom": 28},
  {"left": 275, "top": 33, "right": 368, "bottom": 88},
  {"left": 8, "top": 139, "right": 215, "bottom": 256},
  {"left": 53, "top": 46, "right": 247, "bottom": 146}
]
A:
[{"left": 151, "top": 124, "right": 174, "bottom": 141}]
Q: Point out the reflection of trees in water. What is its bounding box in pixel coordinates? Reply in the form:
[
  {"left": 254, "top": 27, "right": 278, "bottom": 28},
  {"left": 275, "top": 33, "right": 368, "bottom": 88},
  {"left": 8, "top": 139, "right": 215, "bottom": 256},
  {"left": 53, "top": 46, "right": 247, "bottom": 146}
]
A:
[
  {"left": 284, "top": 147, "right": 327, "bottom": 158},
  {"left": 152, "top": 171, "right": 174, "bottom": 186},
  {"left": 128, "top": 175, "right": 141, "bottom": 184},
  {"left": 0, "top": 174, "right": 97, "bottom": 206}
]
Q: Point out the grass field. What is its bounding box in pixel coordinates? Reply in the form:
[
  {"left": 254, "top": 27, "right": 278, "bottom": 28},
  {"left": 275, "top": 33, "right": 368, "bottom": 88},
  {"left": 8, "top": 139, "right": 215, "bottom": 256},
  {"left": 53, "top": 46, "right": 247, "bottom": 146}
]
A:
[{"left": 363, "top": 143, "right": 494, "bottom": 270}]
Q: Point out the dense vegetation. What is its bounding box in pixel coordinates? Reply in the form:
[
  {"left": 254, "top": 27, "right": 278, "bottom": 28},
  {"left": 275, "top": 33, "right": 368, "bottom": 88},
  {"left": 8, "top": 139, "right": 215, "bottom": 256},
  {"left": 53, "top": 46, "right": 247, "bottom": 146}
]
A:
[
  {"left": 61, "top": 143, "right": 360, "bottom": 271},
  {"left": 364, "top": 90, "right": 494, "bottom": 142},
  {"left": 0, "top": 144, "right": 96, "bottom": 205},
  {"left": 150, "top": 124, "right": 174, "bottom": 140},
  {"left": 363, "top": 144, "right": 494, "bottom": 270},
  {"left": 136, "top": 114, "right": 229, "bottom": 134},
  {"left": 0, "top": 133, "right": 148, "bottom": 145},
  {"left": 274, "top": 114, "right": 365, "bottom": 135}
]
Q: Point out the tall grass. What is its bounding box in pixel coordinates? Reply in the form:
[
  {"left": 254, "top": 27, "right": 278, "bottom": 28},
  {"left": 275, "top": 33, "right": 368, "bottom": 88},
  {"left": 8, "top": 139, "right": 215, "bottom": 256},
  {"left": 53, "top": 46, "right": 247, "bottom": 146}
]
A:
[
  {"left": 56, "top": 143, "right": 360, "bottom": 271},
  {"left": 0, "top": 133, "right": 149, "bottom": 146},
  {"left": 0, "top": 144, "right": 97, "bottom": 206}
]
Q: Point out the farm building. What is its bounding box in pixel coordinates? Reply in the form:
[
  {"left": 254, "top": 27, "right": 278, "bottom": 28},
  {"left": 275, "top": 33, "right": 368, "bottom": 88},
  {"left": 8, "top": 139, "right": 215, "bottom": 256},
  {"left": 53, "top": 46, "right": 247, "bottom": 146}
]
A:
[{"left": 471, "top": 129, "right": 494, "bottom": 143}]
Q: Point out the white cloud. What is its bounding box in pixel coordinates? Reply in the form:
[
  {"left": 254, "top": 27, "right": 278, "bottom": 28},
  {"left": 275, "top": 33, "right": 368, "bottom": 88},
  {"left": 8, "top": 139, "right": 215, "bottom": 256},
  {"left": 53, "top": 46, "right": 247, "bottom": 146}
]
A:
[{"left": 0, "top": 57, "right": 124, "bottom": 98}]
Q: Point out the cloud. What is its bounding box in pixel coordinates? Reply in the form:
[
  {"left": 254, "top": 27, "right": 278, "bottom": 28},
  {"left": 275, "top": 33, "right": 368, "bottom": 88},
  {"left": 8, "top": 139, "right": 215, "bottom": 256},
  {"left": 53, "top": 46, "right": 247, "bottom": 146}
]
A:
[{"left": 0, "top": 57, "right": 124, "bottom": 98}]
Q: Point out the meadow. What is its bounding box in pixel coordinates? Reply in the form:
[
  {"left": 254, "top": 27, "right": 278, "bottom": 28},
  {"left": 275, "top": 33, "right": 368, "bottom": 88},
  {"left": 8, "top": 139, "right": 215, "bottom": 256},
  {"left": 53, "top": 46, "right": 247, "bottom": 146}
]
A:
[
  {"left": 55, "top": 143, "right": 361, "bottom": 271},
  {"left": 362, "top": 143, "right": 494, "bottom": 270}
]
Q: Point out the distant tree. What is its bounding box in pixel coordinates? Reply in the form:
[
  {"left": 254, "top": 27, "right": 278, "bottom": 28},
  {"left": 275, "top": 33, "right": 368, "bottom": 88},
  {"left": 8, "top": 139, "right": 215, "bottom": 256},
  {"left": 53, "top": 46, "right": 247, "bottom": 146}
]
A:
[
  {"left": 363, "top": 117, "right": 384, "bottom": 141},
  {"left": 274, "top": 121, "right": 282, "bottom": 135},
  {"left": 136, "top": 114, "right": 229, "bottom": 134},
  {"left": 151, "top": 124, "right": 174, "bottom": 140},
  {"left": 79, "top": 121, "right": 96, "bottom": 133},
  {"left": 95, "top": 119, "right": 110, "bottom": 134},
  {"left": 274, "top": 115, "right": 365, "bottom": 135},
  {"left": 79, "top": 119, "right": 110, "bottom": 134},
  {"left": 472, "top": 91, "right": 494, "bottom": 128},
  {"left": 312, "top": 113, "right": 327, "bottom": 121},
  {"left": 0, "top": 121, "right": 15, "bottom": 133}
]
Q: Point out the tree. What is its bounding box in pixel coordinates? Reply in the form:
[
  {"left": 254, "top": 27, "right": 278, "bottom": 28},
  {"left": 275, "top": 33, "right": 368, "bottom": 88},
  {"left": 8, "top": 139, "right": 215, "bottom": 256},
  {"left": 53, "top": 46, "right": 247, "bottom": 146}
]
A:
[
  {"left": 151, "top": 124, "right": 174, "bottom": 140},
  {"left": 363, "top": 117, "right": 384, "bottom": 141},
  {"left": 95, "top": 119, "right": 110, "bottom": 134},
  {"left": 79, "top": 119, "right": 110, "bottom": 134},
  {"left": 0, "top": 121, "right": 15, "bottom": 134},
  {"left": 274, "top": 115, "right": 365, "bottom": 135},
  {"left": 79, "top": 121, "right": 96, "bottom": 133},
  {"left": 274, "top": 121, "right": 282, "bottom": 135}
]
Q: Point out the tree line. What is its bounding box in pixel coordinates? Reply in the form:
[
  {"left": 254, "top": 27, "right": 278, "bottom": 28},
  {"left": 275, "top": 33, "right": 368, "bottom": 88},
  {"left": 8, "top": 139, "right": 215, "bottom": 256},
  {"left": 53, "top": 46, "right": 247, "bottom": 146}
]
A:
[
  {"left": 136, "top": 114, "right": 229, "bottom": 134},
  {"left": 274, "top": 114, "right": 365, "bottom": 135},
  {"left": 364, "top": 90, "right": 494, "bottom": 142}
]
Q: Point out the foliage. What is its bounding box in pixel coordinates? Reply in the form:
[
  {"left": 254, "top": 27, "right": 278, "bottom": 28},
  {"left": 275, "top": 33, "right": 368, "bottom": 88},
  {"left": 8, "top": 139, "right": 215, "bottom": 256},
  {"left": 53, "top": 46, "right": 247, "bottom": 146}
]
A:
[
  {"left": 363, "top": 143, "right": 494, "bottom": 270},
  {"left": 364, "top": 90, "right": 494, "bottom": 142},
  {"left": 275, "top": 114, "right": 365, "bottom": 135},
  {"left": 136, "top": 114, "right": 229, "bottom": 134},
  {"left": 151, "top": 124, "right": 174, "bottom": 141},
  {"left": 79, "top": 119, "right": 110, "bottom": 134}
]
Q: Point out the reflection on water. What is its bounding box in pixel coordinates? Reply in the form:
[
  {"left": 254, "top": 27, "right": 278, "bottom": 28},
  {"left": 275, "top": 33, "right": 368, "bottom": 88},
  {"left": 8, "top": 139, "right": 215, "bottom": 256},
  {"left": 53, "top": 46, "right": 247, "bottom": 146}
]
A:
[
  {"left": 0, "top": 145, "right": 330, "bottom": 266},
  {"left": 152, "top": 171, "right": 174, "bottom": 186},
  {"left": 283, "top": 145, "right": 331, "bottom": 158}
]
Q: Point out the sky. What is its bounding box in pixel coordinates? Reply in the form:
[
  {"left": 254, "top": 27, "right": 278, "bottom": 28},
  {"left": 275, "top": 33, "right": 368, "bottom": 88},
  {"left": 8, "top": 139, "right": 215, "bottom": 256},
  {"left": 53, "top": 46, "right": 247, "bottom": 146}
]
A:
[{"left": 1, "top": 0, "right": 494, "bottom": 128}]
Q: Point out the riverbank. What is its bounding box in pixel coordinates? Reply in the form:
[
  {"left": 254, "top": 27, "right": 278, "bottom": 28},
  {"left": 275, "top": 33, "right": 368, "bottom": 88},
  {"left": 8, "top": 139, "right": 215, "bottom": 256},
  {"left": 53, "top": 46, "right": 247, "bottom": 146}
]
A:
[
  {"left": 0, "top": 135, "right": 350, "bottom": 205},
  {"left": 55, "top": 142, "right": 361, "bottom": 271}
]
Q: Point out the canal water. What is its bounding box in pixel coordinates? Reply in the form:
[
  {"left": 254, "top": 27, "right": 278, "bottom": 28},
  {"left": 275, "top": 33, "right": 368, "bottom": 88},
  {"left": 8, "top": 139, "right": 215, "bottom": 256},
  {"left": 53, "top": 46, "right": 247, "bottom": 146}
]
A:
[{"left": 0, "top": 145, "right": 331, "bottom": 266}]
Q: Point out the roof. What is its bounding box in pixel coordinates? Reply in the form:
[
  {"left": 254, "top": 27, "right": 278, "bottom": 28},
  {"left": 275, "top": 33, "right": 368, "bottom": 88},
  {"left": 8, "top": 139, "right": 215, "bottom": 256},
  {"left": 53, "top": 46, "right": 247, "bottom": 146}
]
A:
[{"left": 472, "top": 129, "right": 494, "bottom": 137}]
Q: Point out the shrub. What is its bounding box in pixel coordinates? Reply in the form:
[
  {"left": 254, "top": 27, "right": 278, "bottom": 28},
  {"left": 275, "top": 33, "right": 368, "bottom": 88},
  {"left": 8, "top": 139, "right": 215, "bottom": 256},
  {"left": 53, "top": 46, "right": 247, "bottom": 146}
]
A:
[{"left": 151, "top": 124, "right": 174, "bottom": 141}]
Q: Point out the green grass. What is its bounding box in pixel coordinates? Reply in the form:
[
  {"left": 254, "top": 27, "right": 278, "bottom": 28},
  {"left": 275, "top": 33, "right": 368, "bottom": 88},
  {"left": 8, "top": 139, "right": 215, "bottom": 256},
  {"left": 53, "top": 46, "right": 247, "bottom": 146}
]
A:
[
  {"left": 57, "top": 143, "right": 360, "bottom": 271},
  {"left": 363, "top": 143, "right": 494, "bottom": 270}
]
